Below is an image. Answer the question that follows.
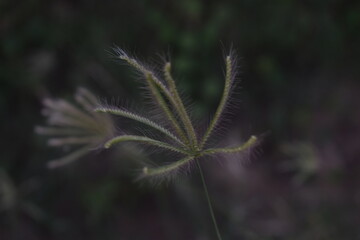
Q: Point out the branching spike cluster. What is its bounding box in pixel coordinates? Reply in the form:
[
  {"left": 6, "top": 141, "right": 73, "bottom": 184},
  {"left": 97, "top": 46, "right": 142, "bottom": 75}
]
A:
[{"left": 98, "top": 48, "right": 258, "bottom": 181}]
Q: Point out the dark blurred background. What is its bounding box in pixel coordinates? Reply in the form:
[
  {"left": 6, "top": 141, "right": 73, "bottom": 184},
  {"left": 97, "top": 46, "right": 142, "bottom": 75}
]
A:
[{"left": 1, "top": 0, "right": 360, "bottom": 239}]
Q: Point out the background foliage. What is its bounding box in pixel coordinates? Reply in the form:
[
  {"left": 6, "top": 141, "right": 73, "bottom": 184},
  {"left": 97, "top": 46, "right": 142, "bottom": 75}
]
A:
[{"left": 1, "top": 0, "right": 360, "bottom": 239}]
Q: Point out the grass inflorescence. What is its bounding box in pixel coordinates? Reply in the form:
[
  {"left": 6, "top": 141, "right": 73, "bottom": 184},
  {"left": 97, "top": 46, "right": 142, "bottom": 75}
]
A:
[{"left": 91, "top": 47, "right": 259, "bottom": 185}]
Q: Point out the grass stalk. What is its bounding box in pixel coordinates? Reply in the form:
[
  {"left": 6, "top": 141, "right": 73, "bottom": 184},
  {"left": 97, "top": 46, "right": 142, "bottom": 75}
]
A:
[{"left": 196, "top": 159, "right": 223, "bottom": 240}]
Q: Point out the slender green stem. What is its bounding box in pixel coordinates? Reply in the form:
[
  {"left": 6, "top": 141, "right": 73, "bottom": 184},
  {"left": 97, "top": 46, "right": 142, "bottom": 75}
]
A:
[{"left": 196, "top": 159, "right": 223, "bottom": 240}]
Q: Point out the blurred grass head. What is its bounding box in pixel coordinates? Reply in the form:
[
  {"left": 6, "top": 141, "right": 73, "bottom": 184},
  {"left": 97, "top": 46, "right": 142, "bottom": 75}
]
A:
[{"left": 36, "top": 88, "right": 115, "bottom": 169}]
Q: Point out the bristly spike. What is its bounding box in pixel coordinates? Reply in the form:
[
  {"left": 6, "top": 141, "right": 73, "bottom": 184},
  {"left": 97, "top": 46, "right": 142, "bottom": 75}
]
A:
[
  {"left": 95, "top": 106, "right": 184, "bottom": 146},
  {"left": 200, "top": 54, "right": 234, "bottom": 148},
  {"left": 141, "top": 156, "right": 194, "bottom": 178},
  {"left": 112, "top": 46, "right": 169, "bottom": 94},
  {"left": 202, "top": 136, "right": 257, "bottom": 155},
  {"left": 104, "top": 135, "right": 190, "bottom": 154},
  {"left": 163, "top": 62, "right": 198, "bottom": 149},
  {"left": 145, "top": 73, "right": 188, "bottom": 144}
]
